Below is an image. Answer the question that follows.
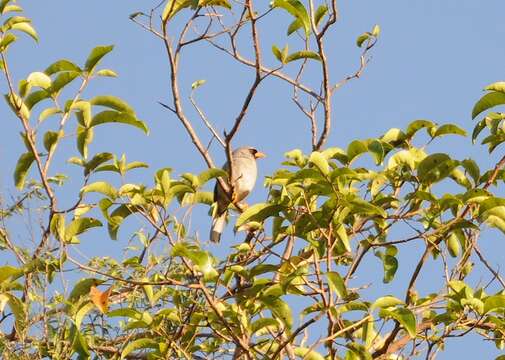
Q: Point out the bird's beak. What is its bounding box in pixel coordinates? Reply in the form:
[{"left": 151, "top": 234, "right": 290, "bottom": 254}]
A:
[{"left": 254, "top": 151, "right": 266, "bottom": 159}]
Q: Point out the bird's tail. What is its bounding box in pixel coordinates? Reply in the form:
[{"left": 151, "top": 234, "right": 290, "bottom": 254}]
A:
[{"left": 210, "top": 212, "right": 227, "bottom": 243}]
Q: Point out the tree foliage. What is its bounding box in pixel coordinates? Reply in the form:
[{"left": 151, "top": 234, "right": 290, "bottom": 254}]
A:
[{"left": 1, "top": 1, "right": 505, "bottom": 359}]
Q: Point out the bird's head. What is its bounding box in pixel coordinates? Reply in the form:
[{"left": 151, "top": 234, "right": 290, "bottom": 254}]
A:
[
  {"left": 247, "top": 147, "right": 266, "bottom": 159},
  {"left": 235, "top": 146, "right": 266, "bottom": 160}
]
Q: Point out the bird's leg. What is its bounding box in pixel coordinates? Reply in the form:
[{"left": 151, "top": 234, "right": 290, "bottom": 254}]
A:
[
  {"left": 230, "top": 173, "right": 243, "bottom": 203},
  {"left": 231, "top": 190, "right": 239, "bottom": 204}
]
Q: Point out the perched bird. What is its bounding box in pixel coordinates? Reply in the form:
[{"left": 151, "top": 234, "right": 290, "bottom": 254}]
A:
[{"left": 210, "top": 146, "right": 266, "bottom": 243}]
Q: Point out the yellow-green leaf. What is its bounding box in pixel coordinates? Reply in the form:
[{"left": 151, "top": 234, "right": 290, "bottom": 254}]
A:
[
  {"left": 309, "top": 151, "right": 329, "bottom": 175},
  {"left": 81, "top": 181, "right": 118, "bottom": 199},
  {"left": 121, "top": 338, "right": 158, "bottom": 359},
  {"left": 85, "top": 45, "right": 114, "bottom": 73},
  {"left": 14, "top": 151, "right": 35, "bottom": 189},
  {"left": 90, "top": 110, "right": 148, "bottom": 134},
  {"left": 27, "top": 71, "right": 51, "bottom": 89},
  {"left": 484, "top": 295, "right": 505, "bottom": 314},
  {"left": 472, "top": 91, "right": 505, "bottom": 119},
  {"left": 11, "top": 21, "right": 38, "bottom": 42}
]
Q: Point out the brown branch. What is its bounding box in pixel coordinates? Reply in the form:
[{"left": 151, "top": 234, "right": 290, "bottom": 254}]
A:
[
  {"left": 270, "top": 313, "right": 323, "bottom": 360},
  {"left": 189, "top": 91, "right": 226, "bottom": 148},
  {"left": 161, "top": 16, "right": 216, "bottom": 169},
  {"left": 205, "top": 39, "right": 321, "bottom": 100},
  {"left": 313, "top": 28, "right": 331, "bottom": 151},
  {"left": 474, "top": 245, "right": 505, "bottom": 289}
]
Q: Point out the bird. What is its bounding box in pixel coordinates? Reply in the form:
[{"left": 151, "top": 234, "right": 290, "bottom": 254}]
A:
[{"left": 210, "top": 146, "right": 266, "bottom": 243}]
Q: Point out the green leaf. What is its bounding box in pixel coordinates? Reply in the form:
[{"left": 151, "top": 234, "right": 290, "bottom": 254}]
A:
[
  {"left": 197, "top": 168, "right": 227, "bottom": 185},
  {"left": 76, "top": 125, "right": 93, "bottom": 159},
  {"left": 375, "top": 250, "right": 398, "bottom": 283},
  {"left": 5, "top": 92, "right": 30, "bottom": 119},
  {"left": 199, "top": 0, "right": 232, "bottom": 9},
  {"left": 450, "top": 168, "right": 472, "bottom": 189},
  {"left": 485, "top": 81, "right": 505, "bottom": 93},
  {"left": 261, "top": 297, "right": 293, "bottom": 329},
  {"left": 23, "top": 90, "right": 49, "bottom": 110},
  {"left": 85, "top": 45, "right": 114, "bottom": 73},
  {"left": 287, "top": 18, "right": 302, "bottom": 35},
  {"left": 417, "top": 153, "right": 458, "bottom": 184},
  {"left": 472, "top": 91, "right": 505, "bottom": 119},
  {"left": 2, "top": 3, "right": 23, "bottom": 14},
  {"left": 81, "top": 181, "right": 118, "bottom": 199},
  {"left": 250, "top": 318, "right": 279, "bottom": 334},
  {"left": 5, "top": 4, "right": 23, "bottom": 12},
  {"left": 68, "top": 278, "right": 104, "bottom": 302},
  {"left": 479, "top": 198, "right": 505, "bottom": 217},
  {"left": 162, "top": 0, "right": 196, "bottom": 21},
  {"left": 461, "top": 159, "right": 480, "bottom": 185},
  {"left": 11, "top": 21, "right": 38, "bottom": 42},
  {"left": 446, "top": 233, "right": 461, "bottom": 257},
  {"left": 108, "top": 204, "right": 138, "bottom": 240},
  {"left": 484, "top": 214, "right": 505, "bottom": 234},
  {"left": 0, "top": 33, "right": 16, "bottom": 51},
  {"left": 347, "top": 140, "right": 368, "bottom": 164},
  {"left": 95, "top": 69, "right": 117, "bottom": 77},
  {"left": 121, "top": 338, "right": 158, "bottom": 359},
  {"left": 71, "top": 100, "right": 92, "bottom": 126},
  {"left": 371, "top": 24, "right": 381, "bottom": 37},
  {"left": 4, "top": 293, "right": 27, "bottom": 336},
  {"left": 356, "top": 32, "right": 370, "bottom": 47},
  {"left": 3, "top": 15, "right": 30, "bottom": 27},
  {"left": 380, "top": 307, "right": 416, "bottom": 338},
  {"left": 335, "top": 224, "right": 351, "bottom": 252},
  {"left": 14, "top": 151, "right": 35, "bottom": 189},
  {"left": 348, "top": 197, "right": 387, "bottom": 218},
  {"left": 26, "top": 71, "right": 52, "bottom": 89},
  {"left": 327, "top": 272, "right": 348, "bottom": 298},
  {"left": 371, "top": 296, "right": 403, "bottom": 311},
  {"left": 69, "top": 326, "right": 90, "bottom": 359},
  {"left": 381, "top": 128, "right": 407, "bottom": 145},
  {"left": 49, "top": 72, "right": 80, "bottom": 94},
  {"left": 367, "top": 140, "right": 385, "bottom": 165},
  {"left": 50, "top": 214, "right": 66, "bottom": 241},
  {"left": 0, "top": 266, "right": 22, "bottom": 283},
  {"left": 309, "top": 151, "right": 329, "bottom": 175},
  {"left": 433, "top": 124, "right": 467, "bottom": 138},
  {"left": 45, "top": 59, "right": 82, "bottom": 75},
  {"left": 314, "top": 5, "right": 328, "bottom": 27},
  {"left": 406, "top": 119, "right": 435, "bottom": 137},
  {"left": 65, "top": 217, "right": 102, "bottom": 242},
  {"left": 472, "top": 119, "right": 486, "bottom": 144},
  {"left": 43, "top": 130, "right": 60, "bottom": 152},
  {"left": 285, "top": 50, "right": 321, "bottom": 63},
  {"left": 108, "top": 308, "right": 143, "bottom": 319},
  {"left": 482, "top": 133, "right": 505, "bottom": 153},
  {"left": 272, "top": 44, "right": 288, "bottom": 64},
  {"left": 191, "top": 79, "right": 206, "bottom": 90},
  {"left": 236, "top": 203, "right": 283, "bottom": 229},
  {"left": 90, "top": 110, "right": 149, "bottom": 134},
  {"left": 39, "top": 107, "right": 61, "bottom": 122},
  {"left": 84, "top": 152, "right": 113, "bottom": 175},
  {"left": 294, "top": 347, "right": 325, "bottom": 360},
  {"left": 74, "top": 302, "right": 95, "bottom": 329},
  {"left": 181, "top": 191, "right": 214, "bottom": 206},
  {"left": 272, "top": 0, "right": 311, "bottom": 36},
  {"left": 90, "top": 95, "right": 135, "bottom": 115},
  {"left": 125, "top": 161, "right": 148, "bottom": 171}
]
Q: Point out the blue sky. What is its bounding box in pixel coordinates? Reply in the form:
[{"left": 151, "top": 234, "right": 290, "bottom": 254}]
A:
[{"left": 2, "top": 0, "right": 505, "bottom": 358}]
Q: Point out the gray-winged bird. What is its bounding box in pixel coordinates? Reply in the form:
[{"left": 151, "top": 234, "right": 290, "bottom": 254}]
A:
[{"left": 210, "top": 146, "right": 265, "bottom": 243}]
